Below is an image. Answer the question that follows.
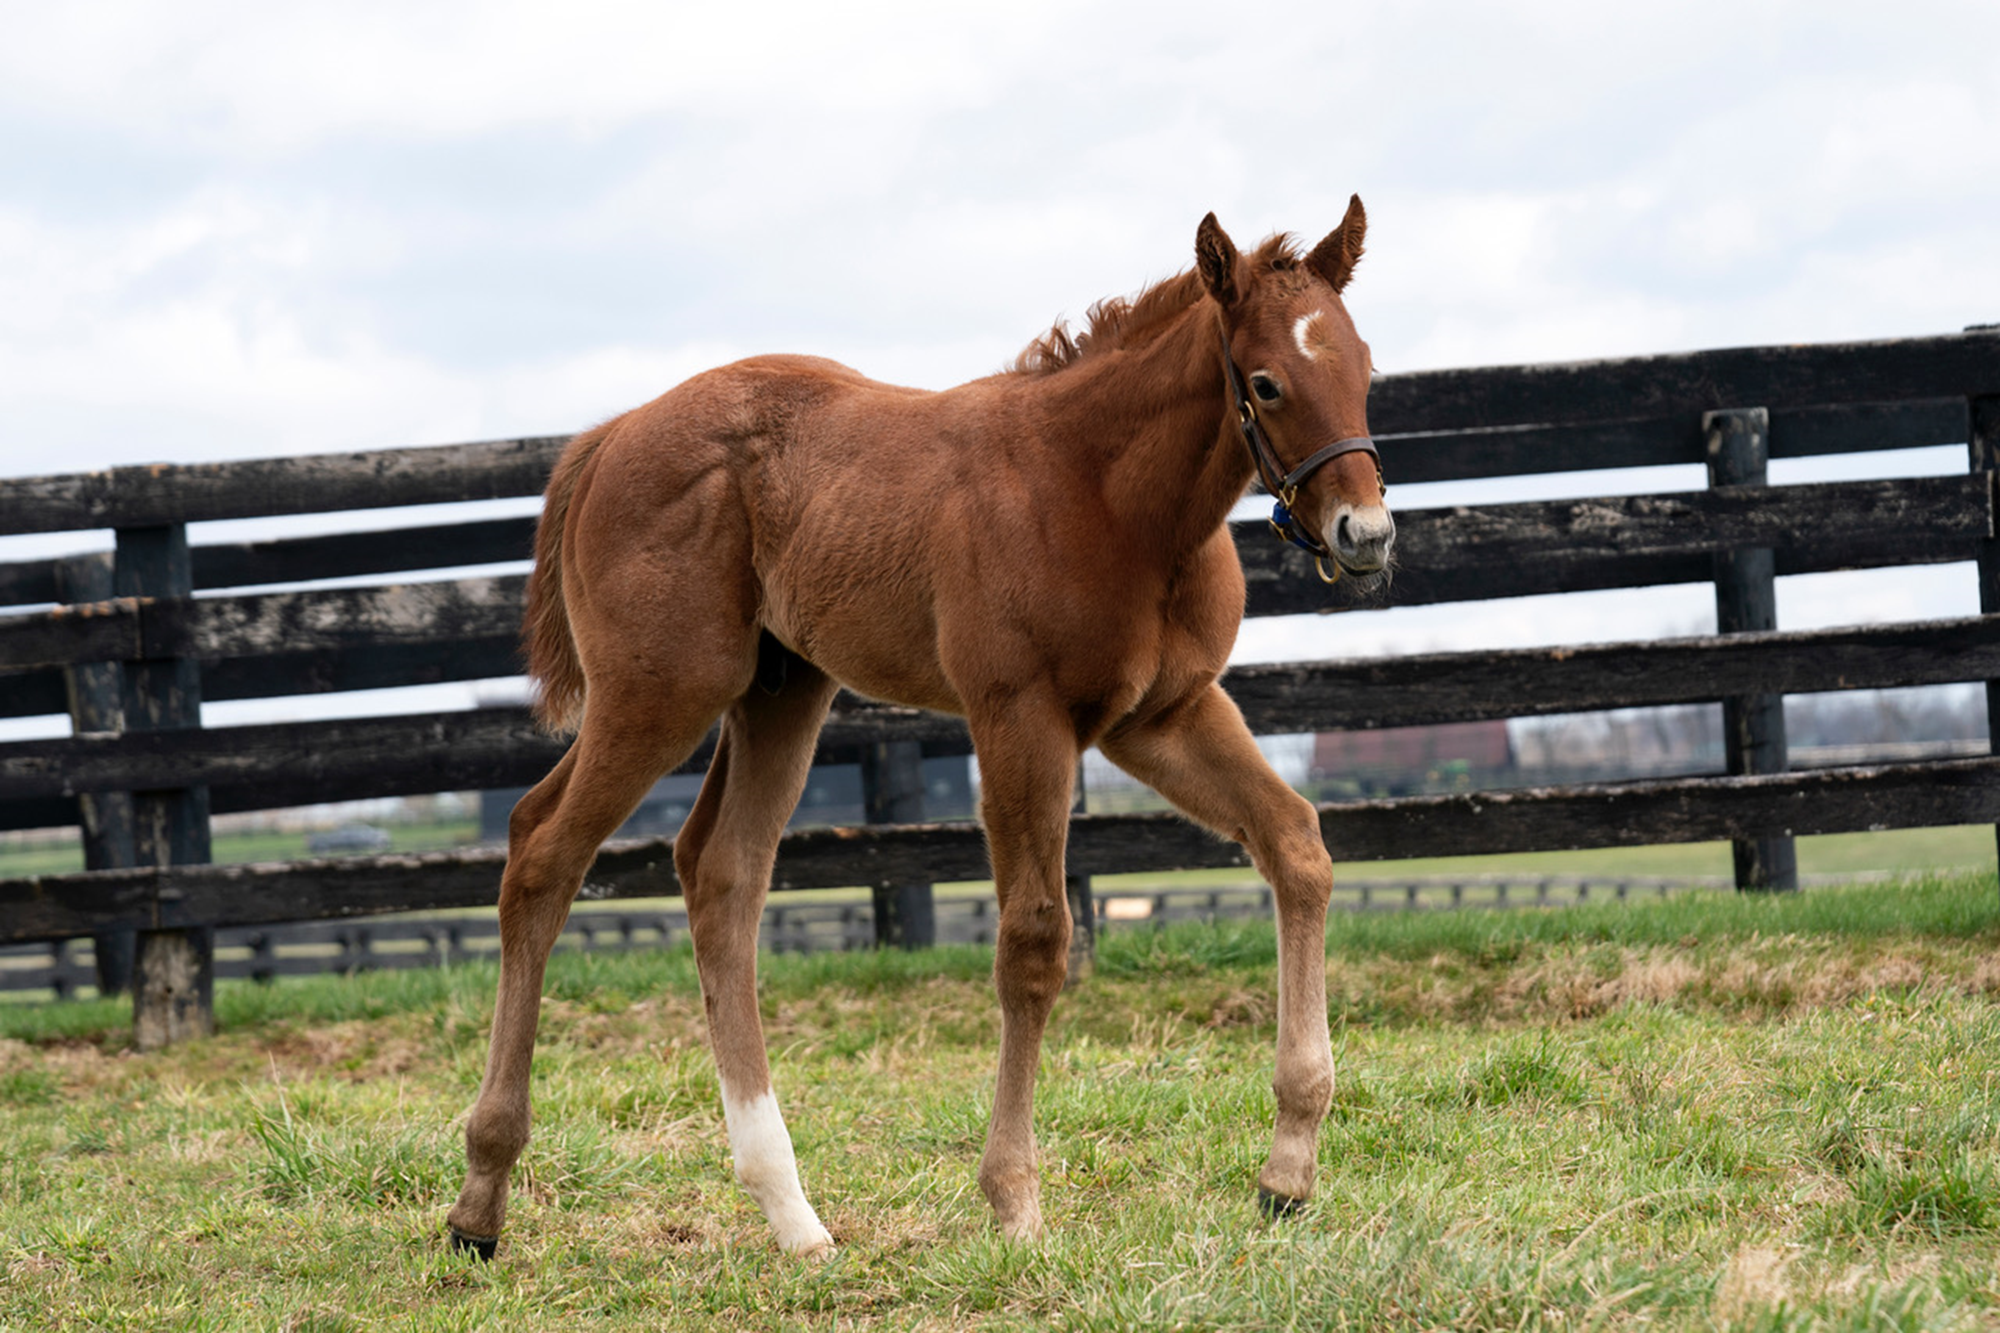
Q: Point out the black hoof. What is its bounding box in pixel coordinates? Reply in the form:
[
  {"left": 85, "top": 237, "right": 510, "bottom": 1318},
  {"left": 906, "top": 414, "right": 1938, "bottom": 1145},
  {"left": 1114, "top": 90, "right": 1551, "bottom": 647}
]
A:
[
  {"left": 449, "top": 1227, "right": 499, "bottom": 1261},
  {"left": 1257, "top": 1187, "right": 1307, "bottom": 1220}
]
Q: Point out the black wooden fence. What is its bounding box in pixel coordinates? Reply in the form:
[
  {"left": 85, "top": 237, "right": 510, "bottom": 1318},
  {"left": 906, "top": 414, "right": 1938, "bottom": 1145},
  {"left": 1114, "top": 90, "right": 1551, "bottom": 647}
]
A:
[{"left": 3, "top": 329, "right": 1997, "bottom": 1043}]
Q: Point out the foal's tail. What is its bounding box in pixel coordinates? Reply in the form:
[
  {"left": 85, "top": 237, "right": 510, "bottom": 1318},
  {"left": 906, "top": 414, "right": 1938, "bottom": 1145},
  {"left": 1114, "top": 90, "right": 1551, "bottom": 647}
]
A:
[{"left": 523, "top": 423, "right": 612, "bottom": 735}]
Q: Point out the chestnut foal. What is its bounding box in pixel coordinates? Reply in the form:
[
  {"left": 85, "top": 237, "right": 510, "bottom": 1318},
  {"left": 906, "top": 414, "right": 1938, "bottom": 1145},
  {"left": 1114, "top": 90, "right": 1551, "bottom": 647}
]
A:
[{"left": 447, "top": 199, "right": 1393, "bottom": 1259}]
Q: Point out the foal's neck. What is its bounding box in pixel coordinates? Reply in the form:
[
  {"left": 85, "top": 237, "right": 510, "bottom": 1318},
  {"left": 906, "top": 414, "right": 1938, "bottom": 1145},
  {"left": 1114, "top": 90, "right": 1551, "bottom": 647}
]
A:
[{"left": 1045, "top": 302, "right": 1252, "bottom": 555}]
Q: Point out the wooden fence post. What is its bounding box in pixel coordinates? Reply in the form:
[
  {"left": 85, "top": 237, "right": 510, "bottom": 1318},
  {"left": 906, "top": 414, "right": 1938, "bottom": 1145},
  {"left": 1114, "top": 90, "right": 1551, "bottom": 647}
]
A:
[
  {"left": 1705, "top": 407, "right": 1799, "bottom": 891},
  {"left": 1065, "top": 759, "right": 1094, "bottom": 985},
  {"left": 861, "top": 741, "right": 935, "bottom": 948},
  {"left": 1970, "top": 393, "right": 2000, "bottom": 879},
  {"left": 55, "top": 552, "right": 139, "bottom": 996},
  {"left": 116, "top": 523, "right": 216, "bottom": 1047}
]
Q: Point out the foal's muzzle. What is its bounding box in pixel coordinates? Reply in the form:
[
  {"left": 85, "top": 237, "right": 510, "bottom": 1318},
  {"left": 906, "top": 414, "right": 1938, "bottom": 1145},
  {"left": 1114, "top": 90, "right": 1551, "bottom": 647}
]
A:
[{"left": 1326, "top": 503, "right": 1395, "bottom": 574}]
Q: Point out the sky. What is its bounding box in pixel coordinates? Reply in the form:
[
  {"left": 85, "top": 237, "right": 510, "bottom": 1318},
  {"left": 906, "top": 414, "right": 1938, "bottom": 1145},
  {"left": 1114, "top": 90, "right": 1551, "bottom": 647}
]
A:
[{"left": 2, "top": 0, "right": 1996, "bottom": 728}]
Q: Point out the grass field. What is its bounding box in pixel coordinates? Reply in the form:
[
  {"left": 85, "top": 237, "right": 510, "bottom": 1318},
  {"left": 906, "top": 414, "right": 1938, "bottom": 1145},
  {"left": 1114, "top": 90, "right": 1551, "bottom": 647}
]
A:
[{"left": 5, "top": 871, "right": 2000, "bottom": 1329}]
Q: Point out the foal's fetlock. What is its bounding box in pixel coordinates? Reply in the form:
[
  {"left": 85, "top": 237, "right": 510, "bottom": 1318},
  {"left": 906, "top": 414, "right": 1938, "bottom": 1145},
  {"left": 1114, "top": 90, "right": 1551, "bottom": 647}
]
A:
[
  {"left": 447, "top": 1148, "right": 516, "bottom": 1261},
  {"left": 1255, "top": 1142, "right": 1318, "bottom": 1220},
  {"left": 979, "top": 1163, "right": 1044, "bottom": 1242},
  {"left": 1256, "top": 1101, "right": 1326, "bottom": 1218},
  {"left": 445, "top": 1181, "right": 508, "bottom": 1261},
  {"left": 993, "top": 1197, "right": 1045, "bottom": 1243}
]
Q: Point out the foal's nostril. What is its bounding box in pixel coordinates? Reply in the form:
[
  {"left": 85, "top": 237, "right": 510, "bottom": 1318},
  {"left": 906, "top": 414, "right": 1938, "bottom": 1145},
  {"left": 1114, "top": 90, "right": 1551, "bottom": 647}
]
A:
[{"left": 1329, "top": 506, "right": 1393, "bottom": 572}]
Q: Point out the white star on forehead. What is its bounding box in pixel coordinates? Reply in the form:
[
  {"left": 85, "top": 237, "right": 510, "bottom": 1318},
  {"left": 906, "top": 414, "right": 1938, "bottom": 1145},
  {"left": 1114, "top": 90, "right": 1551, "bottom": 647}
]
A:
[{"left": 1294, "top": 311, "right": 1325, "bottom": 360}]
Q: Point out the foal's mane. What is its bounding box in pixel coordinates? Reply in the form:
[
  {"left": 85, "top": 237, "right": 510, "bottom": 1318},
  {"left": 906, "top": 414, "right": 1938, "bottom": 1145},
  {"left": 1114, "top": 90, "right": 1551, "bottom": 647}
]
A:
[{"left": 1009, "top": 234, "right": 1306, "bottom": 376}]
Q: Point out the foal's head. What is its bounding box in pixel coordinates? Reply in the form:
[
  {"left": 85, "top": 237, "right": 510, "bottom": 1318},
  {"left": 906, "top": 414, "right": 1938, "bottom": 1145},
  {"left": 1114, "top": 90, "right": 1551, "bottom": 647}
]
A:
[{"left": 1196, "top": 197, "right": 1394, "bottom": 582}]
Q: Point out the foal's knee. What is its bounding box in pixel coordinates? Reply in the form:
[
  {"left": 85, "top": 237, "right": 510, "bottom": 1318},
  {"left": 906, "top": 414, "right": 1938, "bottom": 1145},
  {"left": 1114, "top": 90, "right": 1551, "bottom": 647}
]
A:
[
  {"left": 494, "top": 843, "right": 572, "bottom": 944},
  {"left": 1259, "top": 793, "right": 1332, "bottom": 905},
  {"left": 994, "top": 900, "right": 1071, "bottom": 1012}
]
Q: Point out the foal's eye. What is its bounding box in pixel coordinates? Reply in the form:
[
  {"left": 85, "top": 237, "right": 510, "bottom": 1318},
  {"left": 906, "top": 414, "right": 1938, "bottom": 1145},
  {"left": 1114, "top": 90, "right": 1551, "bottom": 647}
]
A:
[{"left": 1250, "top": 373, "right": 1283, "bottom": 402}]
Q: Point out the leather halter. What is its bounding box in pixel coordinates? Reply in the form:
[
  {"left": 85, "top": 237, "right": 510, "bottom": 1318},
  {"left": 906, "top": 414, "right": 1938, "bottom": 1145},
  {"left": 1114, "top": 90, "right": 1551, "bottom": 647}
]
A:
[{"left": 1221, "top": 340, "right": 1384, "bottom": 584}]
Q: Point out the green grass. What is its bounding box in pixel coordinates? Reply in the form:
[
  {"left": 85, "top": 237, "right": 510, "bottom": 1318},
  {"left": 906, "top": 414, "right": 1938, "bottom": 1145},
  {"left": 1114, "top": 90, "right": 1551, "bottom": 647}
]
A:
[{"left": 3, "top": 871, "right": 2000, "bottom": 1329}]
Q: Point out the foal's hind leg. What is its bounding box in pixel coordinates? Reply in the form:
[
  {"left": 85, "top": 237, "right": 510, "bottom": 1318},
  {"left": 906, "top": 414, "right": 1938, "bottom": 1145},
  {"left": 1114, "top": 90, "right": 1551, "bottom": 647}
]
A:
[
  {"left": 1099, "top": 684, "right": 1336, "bottom": 1215},
  {"left": 446, "top": 687, "right": 734, "bottom": 1257},
  {"left": 673, "top": 659, "right": 841, "bottom": 1256}
]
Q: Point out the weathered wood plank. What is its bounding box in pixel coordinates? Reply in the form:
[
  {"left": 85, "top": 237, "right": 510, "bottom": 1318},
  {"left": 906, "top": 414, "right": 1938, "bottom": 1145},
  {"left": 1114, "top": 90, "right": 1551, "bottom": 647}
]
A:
[
  {"left": 450, "top": 754, "right": 2000, "bottom": 887},
  {"left": 3, "top": 522, "right": 1975, "bottom": 714},
  {"left": 0, "top": 514, "right": 536, "bottom": 619},
  {"left": 1393, "top": 475, "right": 1988, "bottom": 564},
  {"left": 0, "top": 598, "right": 147, "bottom": 670},
  {"left": 0, "top": 702, "right": 968, "bottom": 809},
  {"left": 1246, "top": 475, "right": 1990, "bottom": 614},
  {"left": 0, "top": 579, "right": 526, "bottom": 671},
  {"left": 0, "top": 436, "right": 566, "bottom": 536},
  {"left": 189, "top": 516, "right": 538, "bottom": 590},
  {"left": 1262, "top": 537, "right": 1982, "bottom": 615},
  {"left": 0, "top": 396, "right": 1962, "bottom": 606},
  {"left": 1223, "top": 615, "right": 2000, "bottom": 734},
  {"left": 1321, "top": 756, "right": 2000, "bottom": 860},
  {"left": 6, "top": 758, "right": 1993, "bottom": 942},
  {"left": 185, "top": 576, "right": 527, "bottom": 659},
  {"left": 6, "top": 476, "right": 1981, "bottom": 671},
  {"left": 1769, "top": 398, "right": 1969, "bottom": 461},
  {"left": 1368, "top": 331, "right": 2000, "bottom": 435},
  {"left": 0, "top": 639, "right": 525, "bottom": 722},
  {"left": 0, "top": 710, "right": 560, "bottom": 802},
  {"left": 1375, "top": 398, "right": 1969, "bottom": 486},
  {"left": 3, "top": 616, "right": 1995, "bottom": 813},
  {"left": 0, "top": 561, "right": 60, "bottom": 609},
  {"left": 200, "top": 638, "right": 526, "bottom": 699}
]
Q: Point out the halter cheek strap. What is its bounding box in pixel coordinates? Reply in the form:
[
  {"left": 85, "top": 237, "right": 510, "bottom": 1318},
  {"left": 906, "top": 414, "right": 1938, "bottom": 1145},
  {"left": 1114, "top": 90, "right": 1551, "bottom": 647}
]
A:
[{"left": 1221, "top": 344, "right": 1385, "bottom": 584}]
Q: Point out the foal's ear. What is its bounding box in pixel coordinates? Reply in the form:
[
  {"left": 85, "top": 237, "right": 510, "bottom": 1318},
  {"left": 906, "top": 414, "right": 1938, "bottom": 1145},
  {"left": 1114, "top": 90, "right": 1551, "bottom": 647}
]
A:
[
  {"left": 1307, "top": 194, "right": 1367, "bottom": 294},
  {"left": 1195, "top": 212, "right": 1240, "bottom": 309}
]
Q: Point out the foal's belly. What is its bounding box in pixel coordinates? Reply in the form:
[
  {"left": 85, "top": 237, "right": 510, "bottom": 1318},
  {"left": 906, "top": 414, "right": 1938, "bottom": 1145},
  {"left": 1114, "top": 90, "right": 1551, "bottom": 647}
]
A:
[
  {"left": 760, "top": 574, "right": 965, "bottom": 717},
  {"left": 806, "top": 635, "right": 965, "bottom": 717}
]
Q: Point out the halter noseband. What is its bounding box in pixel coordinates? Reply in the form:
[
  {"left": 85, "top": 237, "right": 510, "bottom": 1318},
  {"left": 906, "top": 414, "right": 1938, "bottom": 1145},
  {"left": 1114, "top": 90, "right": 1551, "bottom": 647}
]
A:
[{"left": 1221, "top": 341, "right": 1384, "bottom": 585}]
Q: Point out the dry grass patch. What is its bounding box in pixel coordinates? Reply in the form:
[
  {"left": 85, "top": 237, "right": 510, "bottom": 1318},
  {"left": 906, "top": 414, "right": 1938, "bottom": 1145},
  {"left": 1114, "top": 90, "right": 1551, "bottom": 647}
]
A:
[{"left": 1709, "top": 1242, "right": 1795, "bottom": 1323}]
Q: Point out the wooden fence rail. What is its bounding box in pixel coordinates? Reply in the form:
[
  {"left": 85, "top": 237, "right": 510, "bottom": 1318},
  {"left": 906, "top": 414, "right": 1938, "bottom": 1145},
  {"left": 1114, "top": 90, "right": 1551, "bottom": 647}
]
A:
[
  {"left": 0, "top": 475, "right": 1986, "bottom": 680},
  {"left": 1, "top": 327, "right": 1995, "bottom": 1042},
  {"left": 4, "top": 757, "right": 1993, "bottom": 946},
  {"left": 2, "top": 615, "right": 1997, "bottom": 819}
]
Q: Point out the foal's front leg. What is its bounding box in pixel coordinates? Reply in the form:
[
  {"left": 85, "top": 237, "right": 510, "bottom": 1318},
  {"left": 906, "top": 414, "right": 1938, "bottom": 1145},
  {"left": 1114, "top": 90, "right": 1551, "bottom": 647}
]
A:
[
  {"left": 968, "top": 710, "right": 1081, "bottom": 1241},
  {"left": 1099, "top": 684, "right": 1336, "bottom": 1213}
]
